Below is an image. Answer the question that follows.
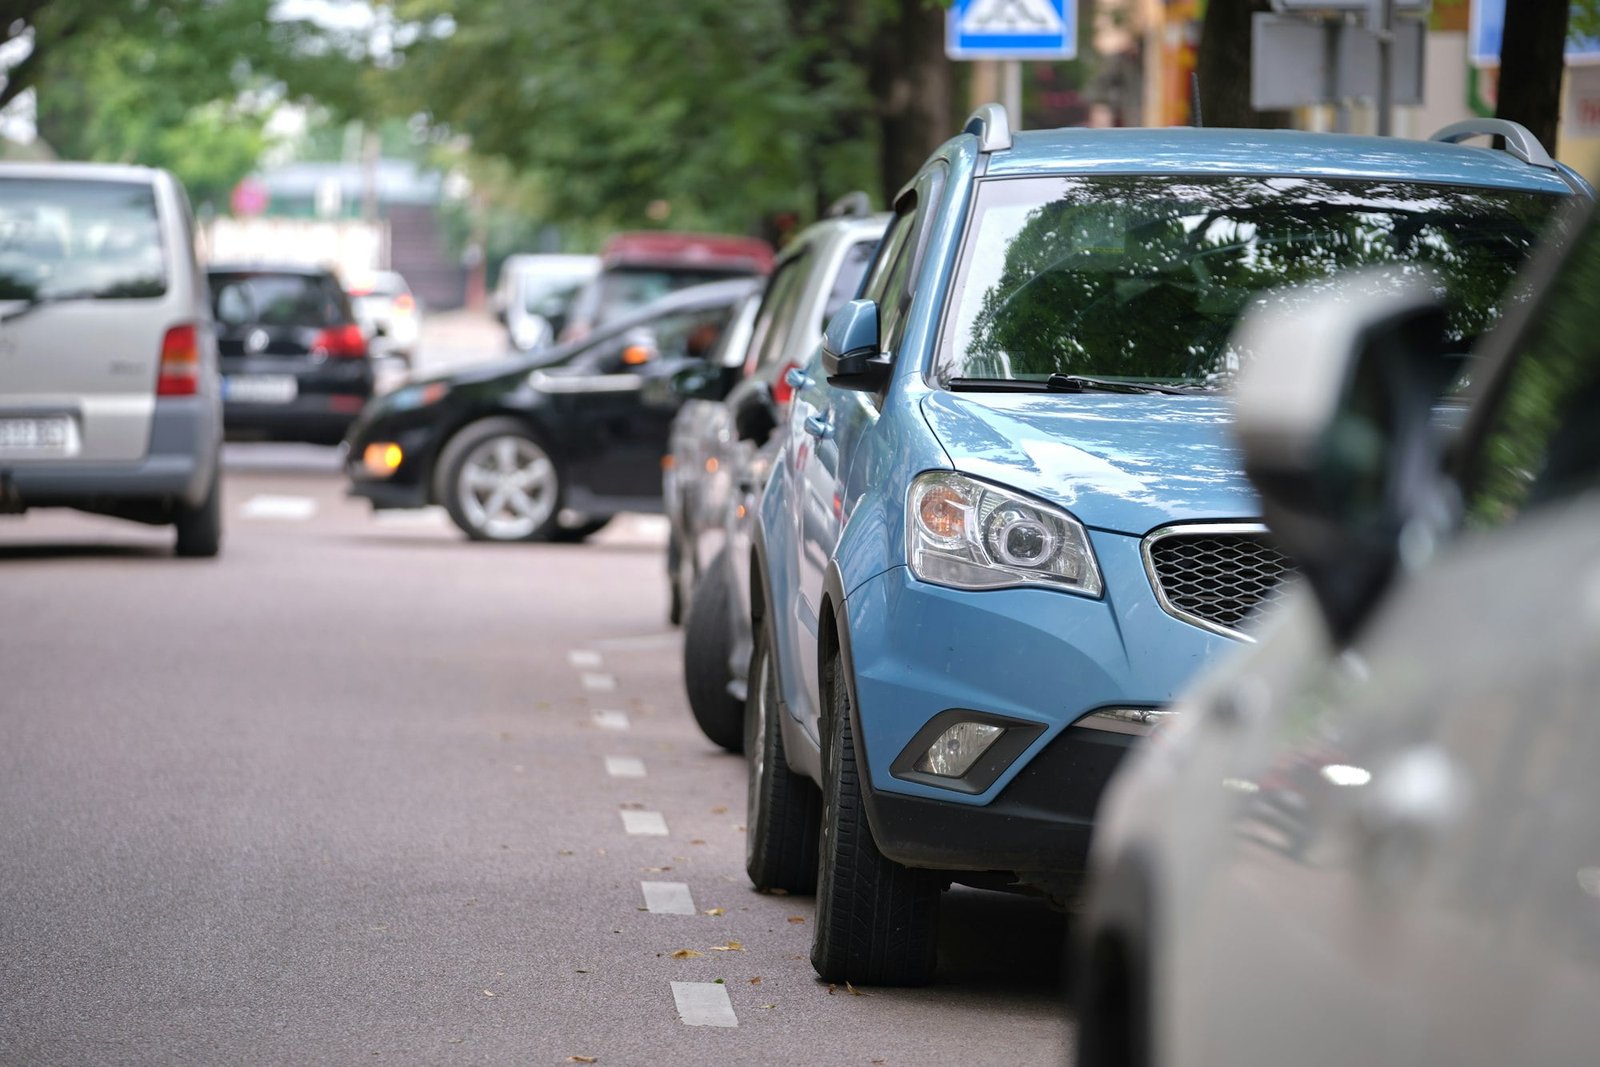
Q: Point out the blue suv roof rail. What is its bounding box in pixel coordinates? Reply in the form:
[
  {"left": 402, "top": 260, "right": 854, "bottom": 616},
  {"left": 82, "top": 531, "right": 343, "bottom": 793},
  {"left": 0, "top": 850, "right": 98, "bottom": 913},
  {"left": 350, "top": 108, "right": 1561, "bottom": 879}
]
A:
[
  {"left": 1428, "top": 119, "right": 1556, "bottom": 170},
  {"left": 965, "top": 103, "right": 1013, "bottom": 154}
]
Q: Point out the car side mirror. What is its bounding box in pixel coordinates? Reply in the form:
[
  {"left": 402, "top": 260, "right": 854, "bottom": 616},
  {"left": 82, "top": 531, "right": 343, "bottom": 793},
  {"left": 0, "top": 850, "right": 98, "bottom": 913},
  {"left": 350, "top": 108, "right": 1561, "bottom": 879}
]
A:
[
  {"left": 821, "top": 299, "right": 890, "bottom": 391},
  {"left": 1231, "top": 270, "right": 1458, "bottom": 644}
]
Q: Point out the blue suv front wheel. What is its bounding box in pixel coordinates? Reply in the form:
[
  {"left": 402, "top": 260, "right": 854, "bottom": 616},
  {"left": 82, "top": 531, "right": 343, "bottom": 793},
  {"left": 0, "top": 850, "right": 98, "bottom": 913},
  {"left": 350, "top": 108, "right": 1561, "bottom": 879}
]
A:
[{"left": 810, "top": 647, "right": 942, "bottom": 986}]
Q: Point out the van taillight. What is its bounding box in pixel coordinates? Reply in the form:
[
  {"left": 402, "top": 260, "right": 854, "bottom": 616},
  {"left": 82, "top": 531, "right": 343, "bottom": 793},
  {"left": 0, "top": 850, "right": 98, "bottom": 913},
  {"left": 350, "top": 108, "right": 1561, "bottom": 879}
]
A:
[
  {"left": 157, "top": 324, "right": 199, "bottom": 396},
  {"left": 314, "top": 323, "right": 368, "bottom": 358}
]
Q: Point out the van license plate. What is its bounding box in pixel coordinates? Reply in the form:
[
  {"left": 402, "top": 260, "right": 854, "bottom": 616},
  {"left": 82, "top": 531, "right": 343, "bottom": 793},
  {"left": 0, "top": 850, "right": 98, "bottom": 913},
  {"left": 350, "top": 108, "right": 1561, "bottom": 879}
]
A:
[
  {"left": 225, "top": 375, "right": 298, "bottom": 404},
  {"left": 0, "top": 416, "right": 73, "bottom": 453}
]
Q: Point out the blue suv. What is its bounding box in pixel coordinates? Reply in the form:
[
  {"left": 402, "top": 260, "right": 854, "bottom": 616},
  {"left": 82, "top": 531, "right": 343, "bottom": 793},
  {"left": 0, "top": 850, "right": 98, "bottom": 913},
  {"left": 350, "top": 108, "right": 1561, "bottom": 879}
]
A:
[{"left": 745, "top": 107, "right": 1582, "bottom": 985}]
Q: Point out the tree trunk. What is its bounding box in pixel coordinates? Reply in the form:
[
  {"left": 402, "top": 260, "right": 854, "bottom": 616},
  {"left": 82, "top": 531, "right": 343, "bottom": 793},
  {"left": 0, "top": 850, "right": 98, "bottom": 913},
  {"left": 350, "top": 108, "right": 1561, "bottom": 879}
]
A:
[
  {"left": 1196, "top": 0, "right": 1288, "bottom": 129},
  {"left": 869, "top": 0, "right": 954, "bottom": 206},
  {"left": 1497, "top": 0, "right": 1570, "bottom": 150}
]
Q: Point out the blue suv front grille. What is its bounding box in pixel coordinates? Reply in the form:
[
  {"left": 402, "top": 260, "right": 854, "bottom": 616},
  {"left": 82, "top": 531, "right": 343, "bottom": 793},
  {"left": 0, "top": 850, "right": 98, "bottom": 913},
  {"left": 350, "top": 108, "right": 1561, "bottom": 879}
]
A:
[{"left": 1143, "top": 526, "right": 1294, "bottom": 638}]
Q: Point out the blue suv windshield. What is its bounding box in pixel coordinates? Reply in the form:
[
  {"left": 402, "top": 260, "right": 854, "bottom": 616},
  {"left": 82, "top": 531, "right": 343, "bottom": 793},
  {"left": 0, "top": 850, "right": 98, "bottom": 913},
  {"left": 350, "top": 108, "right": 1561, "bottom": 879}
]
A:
[{"left": 936, "top": 174, "right": 1563, "bottom": 391}]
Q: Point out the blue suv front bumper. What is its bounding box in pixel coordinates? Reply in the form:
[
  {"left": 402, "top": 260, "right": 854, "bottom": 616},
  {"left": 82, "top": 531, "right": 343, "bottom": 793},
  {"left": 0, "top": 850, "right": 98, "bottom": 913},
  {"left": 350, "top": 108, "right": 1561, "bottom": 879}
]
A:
[{"left": 836, "top": 530, "right": 1239, "bottom": 879}]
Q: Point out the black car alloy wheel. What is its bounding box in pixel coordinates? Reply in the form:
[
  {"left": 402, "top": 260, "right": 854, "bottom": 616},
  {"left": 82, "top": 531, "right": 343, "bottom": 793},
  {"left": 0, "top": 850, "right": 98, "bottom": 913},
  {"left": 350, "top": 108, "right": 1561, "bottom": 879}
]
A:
[{"left": 437, "top": 417, "right": 562, "bottom": 542}]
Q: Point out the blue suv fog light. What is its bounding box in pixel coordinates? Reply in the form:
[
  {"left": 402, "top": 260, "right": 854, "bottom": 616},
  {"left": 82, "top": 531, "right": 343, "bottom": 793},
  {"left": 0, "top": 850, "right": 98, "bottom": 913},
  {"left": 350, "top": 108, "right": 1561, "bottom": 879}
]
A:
[
  {"left": 917, "top": 721, "right": 1004, "bottom": 777},
  {"left": 890, "top": 709, "right": 1047, "bottom": 795}
]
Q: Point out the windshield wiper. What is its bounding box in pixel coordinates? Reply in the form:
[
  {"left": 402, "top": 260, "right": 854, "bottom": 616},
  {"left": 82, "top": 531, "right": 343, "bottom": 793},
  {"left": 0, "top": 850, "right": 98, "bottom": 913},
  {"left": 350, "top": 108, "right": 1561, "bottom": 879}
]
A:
[
  {"left": 947, "top": 374, "right": 1210, "bottom": 396},
  {"left": 0, "top": 290, "right": 96, "bottom": 324}
]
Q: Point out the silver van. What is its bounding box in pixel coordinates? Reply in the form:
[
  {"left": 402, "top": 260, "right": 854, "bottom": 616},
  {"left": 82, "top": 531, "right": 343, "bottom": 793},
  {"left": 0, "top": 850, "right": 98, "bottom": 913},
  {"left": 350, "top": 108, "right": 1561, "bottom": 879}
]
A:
[{"left": 0, "top": 163, "right": 222, "bottom": 557}]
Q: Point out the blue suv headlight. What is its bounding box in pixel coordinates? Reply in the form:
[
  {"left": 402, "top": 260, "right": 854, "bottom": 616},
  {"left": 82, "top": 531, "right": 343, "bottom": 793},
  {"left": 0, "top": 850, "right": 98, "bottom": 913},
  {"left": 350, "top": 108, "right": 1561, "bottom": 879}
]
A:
[{"left": 906, "top": 471, "right": 1103, "bottom": 596}]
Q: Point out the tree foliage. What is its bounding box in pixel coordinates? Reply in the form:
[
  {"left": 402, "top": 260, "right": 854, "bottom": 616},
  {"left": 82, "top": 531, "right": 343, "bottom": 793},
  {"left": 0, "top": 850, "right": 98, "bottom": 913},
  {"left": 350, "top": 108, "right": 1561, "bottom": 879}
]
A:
[{"left": 386, "top": 0, "right": 954, "bottom": 235}]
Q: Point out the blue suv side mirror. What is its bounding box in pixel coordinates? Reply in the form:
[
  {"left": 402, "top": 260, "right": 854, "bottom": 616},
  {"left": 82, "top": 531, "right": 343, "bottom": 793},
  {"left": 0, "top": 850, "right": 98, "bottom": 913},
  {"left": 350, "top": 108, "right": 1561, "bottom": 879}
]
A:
[{"left": 822, "top": 299, "right": 891, "bottom": 391}]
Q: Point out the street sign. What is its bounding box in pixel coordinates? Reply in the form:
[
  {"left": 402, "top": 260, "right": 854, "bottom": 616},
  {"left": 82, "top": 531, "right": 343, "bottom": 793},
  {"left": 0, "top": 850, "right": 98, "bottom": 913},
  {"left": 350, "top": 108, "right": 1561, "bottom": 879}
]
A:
[
  {"left": 1469, "top": 0, "right": 1600, "bottom": 66},
  {"left": 1254, "top": 13, "right": 1425, "bottom": 109},
  {"left": 946, "top": 0, "right": 1077, "bottom": 61}
]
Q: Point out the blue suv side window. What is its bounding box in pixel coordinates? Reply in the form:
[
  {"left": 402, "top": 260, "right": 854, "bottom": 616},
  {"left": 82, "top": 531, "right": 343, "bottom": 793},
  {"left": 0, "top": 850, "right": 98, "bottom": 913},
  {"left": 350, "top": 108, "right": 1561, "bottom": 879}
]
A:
[{"left": 860, "top": 168, "right": 946, "bottom": 361}]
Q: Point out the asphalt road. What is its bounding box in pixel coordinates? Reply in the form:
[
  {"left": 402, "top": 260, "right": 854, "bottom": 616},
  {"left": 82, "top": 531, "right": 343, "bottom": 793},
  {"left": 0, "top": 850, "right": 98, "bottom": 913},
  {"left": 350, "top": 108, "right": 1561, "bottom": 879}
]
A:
[{"left": 0, "top": 319, "right": 1075, "bottom": 1066}]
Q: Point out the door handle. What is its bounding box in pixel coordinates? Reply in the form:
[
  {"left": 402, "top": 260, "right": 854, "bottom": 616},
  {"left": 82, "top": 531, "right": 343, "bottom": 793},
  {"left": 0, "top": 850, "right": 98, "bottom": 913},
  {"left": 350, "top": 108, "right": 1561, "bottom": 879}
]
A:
[{"left": 803, "top": 413, "right": 832, "bottom": 439}]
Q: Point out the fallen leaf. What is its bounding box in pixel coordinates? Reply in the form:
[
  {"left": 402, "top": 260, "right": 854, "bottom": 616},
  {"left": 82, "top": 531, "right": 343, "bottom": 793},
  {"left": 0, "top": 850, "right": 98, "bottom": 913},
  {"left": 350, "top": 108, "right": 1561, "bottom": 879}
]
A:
[
  {"left": 558, "top": 849, "right": 574, "bottom": 856},
  {"left": 642, "top": 866, "right": 673, "bottom": 873},
  {"left": 786, "top": 916, "right": 806, "bottom": 924},
  {"left": 757, "top": 1003, "right": 776, "bottom": 1010},
  {"left": 846, "top": 982, "right": 870, "bottom": 997},
  {"left": 690, "top": 839, "right": 707, "bottom": 846},
  {"left": 482, "top": 990, "right": 496, "bottom": 997},
  {"left": 734, "top": 824, "right": 747, "bottom": 832},
  {"left": 567, "top": 1057, "right": 597, "bottom": 1064},
  {"left": 871, "top": 1060, "right": 886, "bottom": 1065},
  {"left": 710, "top": 941, "right": 744, "bottom": 952},
  {"left": 713, "top": 978, "right": 725, "bottom": 984},
  {"left": 749, "top": 976, "right": 762, "bottom": 985},
  {"left": 758, "top": 887, "right": 789, "bottom": 897},
  {"left": 710, "top": 806, "right": 728, "bottom": 815},
  {"left": 575, "top": 969, "right": 590, "bottom": 974},
  {"left": 669, "top": 949, "right": 703, "bottom": 959},
  {"left": 620, "top": 802, "right": 645, "bottom": 810},
  {"left": 703, "top": 907, "right": 726, "bottom": 917},
  {"left": 826, "top": 984, "right": 837, "bottom": 996}
]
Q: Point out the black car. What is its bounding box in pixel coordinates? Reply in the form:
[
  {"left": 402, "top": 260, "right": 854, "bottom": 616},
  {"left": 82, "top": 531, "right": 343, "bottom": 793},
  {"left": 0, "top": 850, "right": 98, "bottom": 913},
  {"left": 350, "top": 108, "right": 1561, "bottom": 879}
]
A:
[
  {"left": 345, "top": 278, "right": 757, "bottom": 542},
  {"left": 210, "top": 265, "right": 375, "bottom": 445}
]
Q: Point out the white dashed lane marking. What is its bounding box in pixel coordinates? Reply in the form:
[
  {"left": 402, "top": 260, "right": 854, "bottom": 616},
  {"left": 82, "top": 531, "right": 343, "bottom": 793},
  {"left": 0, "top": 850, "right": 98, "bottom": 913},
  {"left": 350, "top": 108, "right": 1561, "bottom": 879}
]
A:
[
  {"left": 581, "top": 673, "right": 617, "bottom": 692},
  {"left": 592, "top": 710, "right": 630, "bottom": 731},
  {"left": 568, "top": 650, "right": 603, "bottom": 669},
  {"left": 671, "top": 981, "right": 739, "bottom": 1028},
  {"left": 640, "top": 881, "right": 696, "bottom": 915},
  {"left": 240, "top": 495, "right": 317, "bottom": 521},
  {"left": 605, "top": 756, "right": 646, "bottom": 779},
  {"left": 620, "top": 810, "right": 668, "bottom": 836}
]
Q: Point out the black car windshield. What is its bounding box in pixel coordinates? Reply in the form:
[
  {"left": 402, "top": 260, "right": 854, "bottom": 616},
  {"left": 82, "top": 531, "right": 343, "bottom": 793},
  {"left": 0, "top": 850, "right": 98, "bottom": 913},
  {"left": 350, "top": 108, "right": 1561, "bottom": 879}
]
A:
[
  {"left": 0, "top": 178, "right": 167, "bottom": 301},
  {"left": 595, "top": 266, "right": 750, "bottom": 323},
  {"left": 935, "top": 174, "right": 1564, "bottom": 392},
  {"left": 211, "top": 272, "right": 349, "bottom": 328}
]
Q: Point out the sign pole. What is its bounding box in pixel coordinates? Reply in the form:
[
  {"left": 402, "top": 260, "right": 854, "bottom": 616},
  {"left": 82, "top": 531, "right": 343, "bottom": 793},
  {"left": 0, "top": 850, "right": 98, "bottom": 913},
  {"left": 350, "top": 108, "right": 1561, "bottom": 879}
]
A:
[
  {"left": 1003, "top": 59, "right": 1024, "bottom": 129},
  {"left": 1373, "top": 0, "right": 1395, "bottom": 135}
]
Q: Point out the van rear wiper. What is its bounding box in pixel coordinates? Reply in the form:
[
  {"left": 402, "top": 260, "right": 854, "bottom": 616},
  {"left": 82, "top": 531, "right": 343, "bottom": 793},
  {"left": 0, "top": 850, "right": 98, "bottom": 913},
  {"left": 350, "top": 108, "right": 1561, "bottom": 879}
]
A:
[
  {"left": 0, "top": 290, "right": 96, "bottom": 324},
  {"left": 946, "top": 374, "right": 1208, "bottom": 396}
]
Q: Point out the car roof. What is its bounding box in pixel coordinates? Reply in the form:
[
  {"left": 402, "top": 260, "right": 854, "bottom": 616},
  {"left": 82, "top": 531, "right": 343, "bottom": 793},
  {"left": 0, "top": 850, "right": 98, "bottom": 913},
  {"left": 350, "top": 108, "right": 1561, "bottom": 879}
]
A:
[
  {"left": 207, "top": 264, "right": 337, "bottom": 277},
  {"left": 0, "top": 161, "right": 164, "bottom": 183},
  {"left": 982, "top": 127, "right": 1574, "bottom": 196},
  {"left": 777, "top": 212, "right": 892, "bottom": 267},
  {"left": 601, "top": 231, "right": 775, "bottom": 272}
]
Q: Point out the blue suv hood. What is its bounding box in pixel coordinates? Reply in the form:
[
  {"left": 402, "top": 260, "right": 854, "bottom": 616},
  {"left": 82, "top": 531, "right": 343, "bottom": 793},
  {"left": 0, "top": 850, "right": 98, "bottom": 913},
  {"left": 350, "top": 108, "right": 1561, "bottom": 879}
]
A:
[{"left": 919, "top": 391, "right": 1258, "bottom": 536}]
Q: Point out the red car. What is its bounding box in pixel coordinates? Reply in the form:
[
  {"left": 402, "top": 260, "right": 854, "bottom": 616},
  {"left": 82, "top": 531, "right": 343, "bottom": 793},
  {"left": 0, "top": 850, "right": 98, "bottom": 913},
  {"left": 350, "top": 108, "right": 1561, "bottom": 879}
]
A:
[{"left": 559, "top": 231, "right": 773, "bottom": 344}]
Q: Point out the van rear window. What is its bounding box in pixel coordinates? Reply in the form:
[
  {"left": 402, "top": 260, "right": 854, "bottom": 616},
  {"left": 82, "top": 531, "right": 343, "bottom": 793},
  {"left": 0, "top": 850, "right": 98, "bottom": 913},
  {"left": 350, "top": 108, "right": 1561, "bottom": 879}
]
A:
[{"left": 0, "top": 179, "right": 167, "bottom": 301}]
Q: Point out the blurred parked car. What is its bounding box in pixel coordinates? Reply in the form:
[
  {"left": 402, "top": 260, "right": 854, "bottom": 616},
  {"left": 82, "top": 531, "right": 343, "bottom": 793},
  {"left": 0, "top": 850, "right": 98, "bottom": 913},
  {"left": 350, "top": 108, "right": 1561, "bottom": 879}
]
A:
[
  {"left": 345, "top": 278, "right": 756, "bottom": 542},
  {"left": 347, "top": 269, "right": 421, "bottom": 364},
  {"left": 1077, "top": 194, "right": 1597, "bottom": 1067},
  {"left": 666, "top": 200, "right": 886, "bottom": 751},
  {"left": 745, "top": 108, "right": 1581, "bottom": 986},
  {"left": 559, "top": 231, "right": 773, "bottom": 345},
  {"left": 0, "top": 162, "right": 222, "bottom": 557},
  {"left": 209, "top": 265, "right": 375, "bottom": 446},
  {"left": 493, "top": 253, "right": 599, "bottom": 352}
]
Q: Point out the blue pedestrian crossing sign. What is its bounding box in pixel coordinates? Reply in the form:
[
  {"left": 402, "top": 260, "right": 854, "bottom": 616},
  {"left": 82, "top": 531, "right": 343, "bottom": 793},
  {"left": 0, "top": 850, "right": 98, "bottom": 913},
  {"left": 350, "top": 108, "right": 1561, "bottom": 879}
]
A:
[{"left": 946, "top": 0, "right": 1077, "bottom": 61}]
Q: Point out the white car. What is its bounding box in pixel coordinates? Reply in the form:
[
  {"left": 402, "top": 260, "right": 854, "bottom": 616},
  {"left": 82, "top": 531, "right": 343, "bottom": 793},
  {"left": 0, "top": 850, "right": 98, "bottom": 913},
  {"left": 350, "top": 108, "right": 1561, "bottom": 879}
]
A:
[
  {"left": 348, "top": 269, "right": 421, "bottom": 363},
  {"left": 492, "top": 253, "right": 599, "bottom": 352},
  {"left": 0, "top": 162, "right": 223, "bottom": 556},
  {"left": 1077, "top": 197, "right": 1600, "bottom": 1067}
]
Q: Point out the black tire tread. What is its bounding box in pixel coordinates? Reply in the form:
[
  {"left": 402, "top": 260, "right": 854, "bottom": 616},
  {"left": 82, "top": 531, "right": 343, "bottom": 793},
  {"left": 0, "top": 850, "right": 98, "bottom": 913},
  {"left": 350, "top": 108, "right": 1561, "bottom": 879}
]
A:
[
  {"left": 745, "top": 627, "right": 820, "bottom": 892},
  {"left": 682, "top": 548, "right": 743, "bottom": 752},
  {"left": 174, "top": 468, "right": 222, "bottom": 559},
  {"left": 811, "top": 653, "right": 940, "bottom": 986}
]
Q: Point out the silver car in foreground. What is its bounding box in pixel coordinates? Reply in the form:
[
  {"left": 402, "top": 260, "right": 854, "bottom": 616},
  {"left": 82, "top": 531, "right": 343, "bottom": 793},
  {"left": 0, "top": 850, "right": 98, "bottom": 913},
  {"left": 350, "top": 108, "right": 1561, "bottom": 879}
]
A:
[
  {"left": 1077, "top": 196, "right": 1600, "bottom": 1067},
  {"left": 0, "top": 163, "right": 222, "bottom": 556}
]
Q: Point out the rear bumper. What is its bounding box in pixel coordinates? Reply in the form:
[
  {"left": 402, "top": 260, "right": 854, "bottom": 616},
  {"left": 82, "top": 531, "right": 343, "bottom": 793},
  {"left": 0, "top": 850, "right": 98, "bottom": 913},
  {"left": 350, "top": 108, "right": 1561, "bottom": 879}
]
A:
[
  {"left": 224, "top": 398, "right": 364, "bottom": 444},
  {"left": 3, "top": 397, "right": 219, "bottom": 508}
]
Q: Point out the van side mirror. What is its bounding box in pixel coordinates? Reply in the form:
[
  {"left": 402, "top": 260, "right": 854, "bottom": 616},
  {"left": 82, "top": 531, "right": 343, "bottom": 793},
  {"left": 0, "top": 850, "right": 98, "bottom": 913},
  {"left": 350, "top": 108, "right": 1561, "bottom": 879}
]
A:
[
  {"left": 1232, "top": 270, "right": 1458, "bottom": 644},
  {"left": 821, "top": 299, "right": 890, "bottom": 391}
]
